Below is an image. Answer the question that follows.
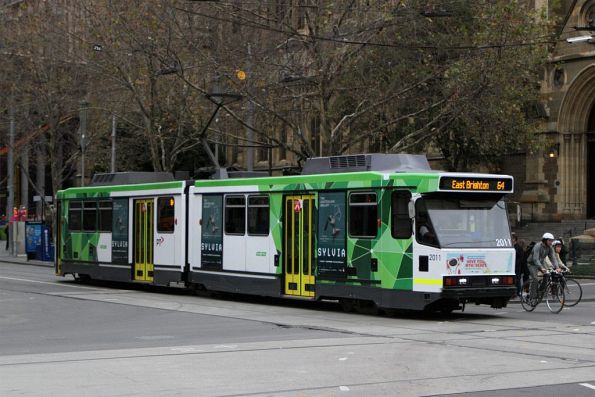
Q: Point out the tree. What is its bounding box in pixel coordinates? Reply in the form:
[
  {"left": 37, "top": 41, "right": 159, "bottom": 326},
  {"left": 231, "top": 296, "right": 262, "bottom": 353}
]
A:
[
  {"left": 176, "top": 0, "right": 551, "bottom": 170},
  {"left": 0, "top": 0, "right": 553, "bottom": 182},
  {"left": 0, "top": 1, "right": 87, "bottom": 204}
]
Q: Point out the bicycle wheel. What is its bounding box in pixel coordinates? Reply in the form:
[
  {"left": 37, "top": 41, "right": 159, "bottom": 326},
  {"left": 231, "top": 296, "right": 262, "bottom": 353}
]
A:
[
  {"left": 520, "top": 280, "right": 537, "bottom": 312},
  {"left": 546, "top": 282, "right": 565, "bottom": 314},
  {"left": 563, "top": 278, "right": 583, "bottom": 307}
]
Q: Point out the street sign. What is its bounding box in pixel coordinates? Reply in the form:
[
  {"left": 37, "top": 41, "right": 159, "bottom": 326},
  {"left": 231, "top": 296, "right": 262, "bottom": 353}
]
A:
[{"left": 33, "top": 196, "right": 53, "bottom": 203}]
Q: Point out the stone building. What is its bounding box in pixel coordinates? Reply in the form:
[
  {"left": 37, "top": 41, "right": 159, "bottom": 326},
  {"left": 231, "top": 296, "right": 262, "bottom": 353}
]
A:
[{"left": 520, "top": 0, "right": 595, "bottom": 221}]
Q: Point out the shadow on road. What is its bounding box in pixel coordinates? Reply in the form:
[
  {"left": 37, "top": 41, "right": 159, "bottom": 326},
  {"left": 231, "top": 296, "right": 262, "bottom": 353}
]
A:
[{"left": 56, "top": 276, "right": 501, "bottom": 323}]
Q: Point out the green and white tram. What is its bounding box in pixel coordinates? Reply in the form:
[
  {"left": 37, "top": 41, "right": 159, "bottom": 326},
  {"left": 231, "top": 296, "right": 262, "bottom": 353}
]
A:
[{"left": 56, "top": 154, "right": 516, "bottom": 312}]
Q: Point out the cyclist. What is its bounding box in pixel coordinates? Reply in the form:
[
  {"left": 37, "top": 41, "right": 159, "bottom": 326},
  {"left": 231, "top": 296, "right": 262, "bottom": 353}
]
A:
[
  {"left": 546, "top": 240, "right": 570, "bottom": 272},
  {"left": 527, "top": 233, "right": 560, "bottom": 284}
]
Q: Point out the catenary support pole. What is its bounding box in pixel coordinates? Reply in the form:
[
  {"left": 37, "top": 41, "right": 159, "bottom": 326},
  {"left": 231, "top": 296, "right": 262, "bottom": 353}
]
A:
[
  {"left": 6, "top": 97, "right": 15, "bottom": 221},
  {"left": 111, "top": 113, "right": 116, "bottom": 173},
  {"left": 79, "top": 101, "right": 88, "bottom": 187},
  {"left": 20, "top": 146, "right": 28, "bottom": 215},
  {"left": 245, "top": 43, "right": 254, "bottom": 171}
]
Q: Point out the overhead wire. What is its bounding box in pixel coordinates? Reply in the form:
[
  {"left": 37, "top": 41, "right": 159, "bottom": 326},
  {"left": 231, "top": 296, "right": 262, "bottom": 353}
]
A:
[{"left": 174, "top": 5, "right": 556, "bottom": 51}]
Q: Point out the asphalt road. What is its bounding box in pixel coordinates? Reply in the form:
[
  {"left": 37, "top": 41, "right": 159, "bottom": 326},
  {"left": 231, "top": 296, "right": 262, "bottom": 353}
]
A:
[{"left": 1, "top": 262, "right": 595, "bottom": 397}]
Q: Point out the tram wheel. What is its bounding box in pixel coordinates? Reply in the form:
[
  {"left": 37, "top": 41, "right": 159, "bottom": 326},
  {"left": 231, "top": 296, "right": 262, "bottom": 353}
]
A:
[
  {"left": 353, "top": 299, "right": 379, "bottom": 315},
  {"left": 74, "top": 274, "right": 91, "bottom": 283},
  {"left": 339, "top": 298, "right": 355, "bottom": 312}
]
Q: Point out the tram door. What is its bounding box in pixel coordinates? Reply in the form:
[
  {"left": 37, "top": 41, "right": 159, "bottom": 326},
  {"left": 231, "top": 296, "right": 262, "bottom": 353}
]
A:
[
  {"left": 284, "top": 195, "right": 315, "bottom": 297},
  {"left": 55, "top": 200, "right": 62, "bottom": 275},
  {"left": 133, "top": 199, "right": 154, "bottom": 282}
]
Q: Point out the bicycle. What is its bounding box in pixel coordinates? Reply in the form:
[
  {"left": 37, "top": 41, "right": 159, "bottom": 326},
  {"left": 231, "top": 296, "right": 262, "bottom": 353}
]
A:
[
  {"left": 559, "top": 271, "right": 583, "bottom": 307},
  {"left": 520, "top": 271, "right": 565, "bottom": 313}
]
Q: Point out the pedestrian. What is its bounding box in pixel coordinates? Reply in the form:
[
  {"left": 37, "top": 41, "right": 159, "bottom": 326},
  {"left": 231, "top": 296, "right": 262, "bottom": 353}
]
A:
[{"left": 512, "top": 233, "right": 526, "bottom": 296}]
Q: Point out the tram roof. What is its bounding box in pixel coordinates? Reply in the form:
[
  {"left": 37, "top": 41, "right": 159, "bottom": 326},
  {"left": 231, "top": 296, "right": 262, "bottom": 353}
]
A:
[
  {"left": 56, "top": 180, "right": 185, "bottom": 199},
  {"left": 193, "top": 171, "right": 513, "bottom": 194},
  {"left": 56, "top": 170, "right": 513, "bottom": 199}
]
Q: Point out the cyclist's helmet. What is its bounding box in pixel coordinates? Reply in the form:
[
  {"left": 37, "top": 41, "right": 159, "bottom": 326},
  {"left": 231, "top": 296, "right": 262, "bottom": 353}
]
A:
[
  {"left": 553, "top": 240, "right": 561, "bottom": 246},
  {"left": 542, "top": 232, "right": 555, "bottom": 240}
]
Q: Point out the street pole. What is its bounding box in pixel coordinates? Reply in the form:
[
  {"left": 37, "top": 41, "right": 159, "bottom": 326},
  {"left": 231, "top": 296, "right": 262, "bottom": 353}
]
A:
[
  {"left": 79, "top": 101, "right": 88, "bottom": 187},
  {"left": 111, "top": 113, "right": 116, "bottom": 173},
  {"left": 7, "top": 97, "right": 15, "bottom": 222},
  {"left": 20, "top": 146, "right": 28, "bottom": 215},
  {"left": 245, "top": 43, "right": 254, "bottom": 171},
  {"left": 36, "top": 137, "right": 45, "bottom": 221}
]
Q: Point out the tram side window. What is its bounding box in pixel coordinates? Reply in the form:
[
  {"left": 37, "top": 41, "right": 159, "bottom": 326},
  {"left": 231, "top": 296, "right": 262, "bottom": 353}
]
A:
[
  {"left": 391, "top": 191, "right": 412, "bottom": 239},
  {"left": 247, "top": 195, "right": 269, "bottom": 236},
  {"left": 69, "top": 201, "right": 82, "bottom": 231},
  {"left": 82, "top": 201, "right": 97, "bottom": 232},
  {"left": 98, "top": 200, "right": 113, "bottom": 232},
  {"left": 157, "top": 197, "right": 175, "bottom": 233},
  {"left": 225, "top": 195, "right": 246, "bottom": 235},
  {"left": 349, "top": 192, "right": 377, "bottom": 238}
]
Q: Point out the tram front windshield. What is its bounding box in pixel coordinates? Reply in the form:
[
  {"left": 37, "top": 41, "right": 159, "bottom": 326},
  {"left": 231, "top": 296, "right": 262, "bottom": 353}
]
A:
[{"left": 416, "top": 196, "right": 511, "bottom": 248}]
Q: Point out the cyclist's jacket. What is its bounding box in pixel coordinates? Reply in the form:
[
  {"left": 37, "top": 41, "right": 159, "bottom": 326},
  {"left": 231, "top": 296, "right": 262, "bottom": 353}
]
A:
[
  {"left": 528, "top": 242, "right": 558, "bottom": 269},
  {"left": 545, "top": 252, "right": 569, "bottom": 271}
]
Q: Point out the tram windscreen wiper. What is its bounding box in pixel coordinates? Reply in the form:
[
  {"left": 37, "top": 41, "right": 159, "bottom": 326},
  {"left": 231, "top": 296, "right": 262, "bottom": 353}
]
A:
[{"left": 459, "top": 200, "right": 499, "bottom": 209}]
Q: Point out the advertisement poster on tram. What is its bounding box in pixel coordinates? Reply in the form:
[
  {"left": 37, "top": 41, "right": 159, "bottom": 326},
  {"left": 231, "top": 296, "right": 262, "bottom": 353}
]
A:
[
  {"left": 112, "top": 198, "right": 129, "bottom": 263},
  {"left": 317, "top": 192, "right": 347, "bottom": 275},
  {"left": 201, "top": 195, "right": 223, "bottom": 269},
  {"left": 445, "top": 252, "right": 513, "bottom": 274}
]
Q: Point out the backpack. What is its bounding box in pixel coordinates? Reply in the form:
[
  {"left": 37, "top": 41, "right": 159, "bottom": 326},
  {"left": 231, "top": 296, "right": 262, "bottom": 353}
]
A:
[{"left": 525, "top": 241, "right": 536, "bottom": 262}]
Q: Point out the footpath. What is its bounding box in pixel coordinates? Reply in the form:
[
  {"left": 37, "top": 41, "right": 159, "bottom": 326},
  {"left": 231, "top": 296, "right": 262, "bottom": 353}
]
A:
[{"left": 0, "top": 245, "right": 53, "bottom": 268}]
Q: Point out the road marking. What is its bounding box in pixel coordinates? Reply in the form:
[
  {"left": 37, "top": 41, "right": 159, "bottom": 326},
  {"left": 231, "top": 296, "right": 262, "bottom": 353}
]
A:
[
  {"left": 171, "top": 347, "right": 204, "bottom": 353},
  {"left": 579, "top": 383, "right": 595, "bottom": 390},
  {"left": 136, "top": 335, "right": 175, "bottom": 341},
  {"left": 540, "top": 360, "right": 548, "bottom": 363},
  {"left": 214, "top": 345, "right": 237, "bottom": 349},
  {"left": 339, "top": 357, "right": 348, "bottom": 361},
  {"left": 339, "top": 386, "right": 350, "bottom": 391},
  {"left": 0, "top": 276, "right": 103, "bottom": 290}
]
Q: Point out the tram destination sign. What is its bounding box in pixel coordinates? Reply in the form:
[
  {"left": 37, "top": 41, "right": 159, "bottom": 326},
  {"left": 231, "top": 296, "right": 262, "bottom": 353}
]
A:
[{"left": 439, "top": 176, "right": 513, "bottom": 193}]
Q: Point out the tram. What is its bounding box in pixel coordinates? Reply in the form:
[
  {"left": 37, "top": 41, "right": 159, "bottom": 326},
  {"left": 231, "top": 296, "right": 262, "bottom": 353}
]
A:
[{"left": 55, "top": 154, "right": 516, "bottom": 312}]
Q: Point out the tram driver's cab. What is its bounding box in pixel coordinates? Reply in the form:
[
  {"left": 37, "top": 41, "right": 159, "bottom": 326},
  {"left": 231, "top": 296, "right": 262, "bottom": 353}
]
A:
[{"left": 413, "top": 194, "right": 511, "bottom": 250}]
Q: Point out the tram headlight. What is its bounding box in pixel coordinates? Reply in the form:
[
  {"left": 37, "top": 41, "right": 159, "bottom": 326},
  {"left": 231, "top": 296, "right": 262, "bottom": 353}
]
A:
[
  {"left": 458, "top": 278, "right": 468, "bottom": 286},
  {"left": 491, "top": 277, "right": 500, "bottom": 285}
]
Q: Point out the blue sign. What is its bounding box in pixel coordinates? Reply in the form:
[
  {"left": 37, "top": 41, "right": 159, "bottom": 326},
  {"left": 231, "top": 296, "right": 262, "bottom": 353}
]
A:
[
  {"left": 41, "top": 225, "right": 53, "bottom": 262},
  {"left": 25, "top": 222, "right": 42, "bottom": 253}
]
